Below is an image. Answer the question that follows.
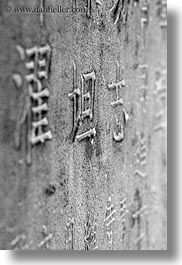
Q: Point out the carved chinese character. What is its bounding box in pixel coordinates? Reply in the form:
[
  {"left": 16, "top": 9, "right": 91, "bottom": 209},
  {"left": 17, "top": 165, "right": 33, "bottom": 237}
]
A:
[
  {"left": 134, "top": 132, "right": 147, "bottom": 178},
  {"left": 136, "top": 135, "right": 147, "bottom": 166},
  {"left": 84, "top": 212, "right": 98, "bottom": 250},
  {"left": 68, "top": 61, "right": 96, "bottom": 143},
  {"left": 13, "top": 44, "right": 53, "bottom": 165},
  {"left": 104, "top": 196, "right": 116, "bottom": 244},
  {"left": 106, "top": 60, "right": 129, "bottom": 144},
  {"left": 139, "top": 64, "right": 148, "bottom": 106},
  {"left": 153, "top": 68, "right": 167, "bottom": 132}
]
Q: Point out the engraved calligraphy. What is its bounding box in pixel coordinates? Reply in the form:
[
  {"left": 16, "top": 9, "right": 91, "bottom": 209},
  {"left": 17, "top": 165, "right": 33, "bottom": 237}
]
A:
[
  {"left": 106, "top": 60, "right": 129, "bottom": 144},
  {"left": 134, "top": 132, "right": 147, "bottom": 179},
  {"left": 68, "top": 61, "right": 96, "bottom": 143},
  {"left": 13, "top": 44, "right": 53, "bottom": 165},
  {"left": 153, "top": 68, "right": 167, "bottom": 132}
]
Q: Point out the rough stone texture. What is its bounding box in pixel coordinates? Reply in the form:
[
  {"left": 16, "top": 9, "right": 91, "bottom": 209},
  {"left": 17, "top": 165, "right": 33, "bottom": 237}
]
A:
[{"left": 0, "top": 0, "right": 167, "bottom": 250}]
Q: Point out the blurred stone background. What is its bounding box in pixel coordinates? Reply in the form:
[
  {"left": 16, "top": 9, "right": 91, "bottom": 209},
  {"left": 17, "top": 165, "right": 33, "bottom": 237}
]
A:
[{"left": 0, "top": 0, "right": 167, "bottom": 250}]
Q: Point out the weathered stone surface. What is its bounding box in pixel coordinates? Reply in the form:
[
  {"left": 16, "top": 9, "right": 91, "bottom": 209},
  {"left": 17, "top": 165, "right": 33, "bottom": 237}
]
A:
[{"left": 0, "top": 0, "right": 167, "bottom": 250}]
